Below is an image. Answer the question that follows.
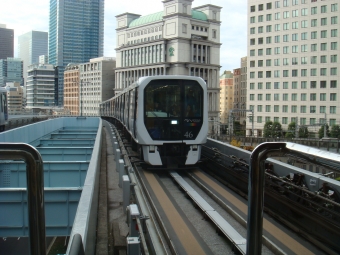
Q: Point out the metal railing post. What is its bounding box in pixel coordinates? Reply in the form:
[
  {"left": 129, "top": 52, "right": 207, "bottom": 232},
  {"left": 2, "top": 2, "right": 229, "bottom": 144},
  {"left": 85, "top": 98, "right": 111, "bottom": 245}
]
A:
[{"left": 0, "top": 143, "right": 46, "bottom": 255}]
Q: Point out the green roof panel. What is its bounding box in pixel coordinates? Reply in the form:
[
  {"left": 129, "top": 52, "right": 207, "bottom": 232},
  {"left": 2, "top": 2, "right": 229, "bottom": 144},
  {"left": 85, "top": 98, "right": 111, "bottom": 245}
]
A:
[{"left": 128, "top": 10, "right": 207, "bottom": 28}]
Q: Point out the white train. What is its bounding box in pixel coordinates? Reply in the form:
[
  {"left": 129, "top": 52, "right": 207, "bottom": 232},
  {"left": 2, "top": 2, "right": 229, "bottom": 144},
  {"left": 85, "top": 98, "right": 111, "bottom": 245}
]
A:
[
  {"left": 0, "top": 87, "right": 8, "bottom": 132},
  {"left": 100, "top": 75, "right": 208, "bottom": 167}
]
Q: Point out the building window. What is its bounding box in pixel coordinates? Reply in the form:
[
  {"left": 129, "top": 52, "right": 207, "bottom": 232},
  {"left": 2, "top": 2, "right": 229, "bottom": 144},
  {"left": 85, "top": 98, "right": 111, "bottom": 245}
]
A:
[
  {"left": 283, "top": 94, "right": 288, "bottom": 101},
  {"left": 321, "top": 5, "right": 327, "bottom": 13},
  {"left": 330, "top": 106, "right": 336, "bottom": 114},
  {"left": 266, "top": 25, "right": 272, "bottom": 33},
  {"left": 258, "top": 71, "right": 263, "bottom": 78},
  {"left": 320, "top": 68, "right": 327, "bottom": 76},
  {"left": 292, "top": 45, "right": 298, "bottom": 53},
  {"left": 331, "top": 4, "right": 338, "bottom": 12},
  {"left": 274, "top": 47, "right": 280, "bottom": 54},
  {"left": 250, "top": 83, "right": 255, "bottom": 89},
  {"left": 331, "top": 42, "right": 338, "bottom": 50},
  {"left": 275, "top": 1, "right": 280, "bottom": 8},
  {"left": 311, "top": 44, "right": 317, "bottom": 52},
  {"left": 259, "top": 4, "right": 263, "bottom": 11},
  {"left": 320, "top": 55, "right": 327, "bottom": 63},
  {"left": 331, "top": 16, "right": 338, "bottom": 25},
  {"left": 266, "top": 37, "right": 272, "bottom": 44},
  {"left": 282, "top": 117, "right": 288, "bottom": 124},
  {"left": 331, "top": 55, "right": 338, "bottom": 63},
  {"left": 301, "top": 20, "right": 308, "bottom": 28},
  {"left": 291, "top": 94, "right": 297, "bottom": 101},
  {"left": 320, "top": 93, "right": 326, "bottom": 101},
  {"left": 301, "top": 81, "right": 307, "bottom": 89},
  {"left": 301, "top": 32, "right": 307, "bottom": 40},
  {"left": 292, "top": 33, "right": 298, "bottom": 41},
  {"left": 274, "top": 94, "right": 280, "bottom": 101},
  {"left": 266, "top": 94, "right": 271, "bottom": 101},
  {"left": 258, "top": 49, "right": 263, "bottom": 56},
  {"left": 310, "top": 81, "right": 317, "bottom": 88},
  {"left": 283, "top": 82, "right": 289, "bottom": 89},
  {"left": 311, "top": 69, "right": 317, "bottom": 76},
  {"left": 266, "top": 14, "right": 272, "bottom": 21},
  {"left": 275, "top": 12, "right": 280, "bottom": 20},
  {"left": 331, "top": 29, "right": 338, "bottom": 37},
  {"left": 292, "top": 21, "right": 298, "bottom": 29},
  {"left": 266, "top": 105, "right": 271, "bottom": 112},
  {"left": 310, "top": 93, "right": 316, "bottom": 101},
  {"left": 321, "top": 30, "right": 327, "bottom": 38},
  {"left": 250, "top": 50, "right": 255, "bottom": 56},
  {"left": 275, "top": 35, "right": 280, "bottom": 43},
  {"left": 274, "top": 70, "right": 280, "bottom": 77},
  {"left": 301, "top": 93, "right": 307, "bottom": 101},
  {"left": 257, "top": 116, "right": 262, "bottom": 123},
  {"left": 250, "top": 60, "right": 255, "bottom": 67},
  {"left": 301, "top": 8, "right": 308, "bottom": 16},
  {"left": 283, "top": 11, "right": 290, "bottom": 19},
  {"left": 283, "top": 46, "right": 289, "bottom": 54},
  {"left": 320, "top": 106, "right": 326, "bottom": 113},
  {"left": 330, "top": 93, "right": 337, "bottom": 101},
  {"left": 301, "top": 57, "right": 307, "bottom": 64},
  {"left": 311, "top": 19, "right": 318, "bottom": 27},
  {"left": 275, "top": 24, "right": 280, "bottom": 31},
  {"left": 250, "top": 27, "right": 255, "bottom": 34},
  {"left": 250, "top": 94, "right": 255, "bottom": 100},
  {"left": 250, "top": 38, "right": 255, "bottom": 45},
  {"left": 250, "top": 72, "right": 255, "bottom": 78},
  {"left": 267, "top": 2, "right": 272, "bottom": 9},
  {"left": 266, "top": 82, "right": 271, "bottom": 89},
  {"left": 250, "top": 16, "right": 255, "bottom": 23},
  {"left": 292, "top": 9, "right": 299, "bottom": 17},
  {"left": 320, "top": 81, "right": 327, "bottom": 88},
  {"left": 258, "top": 26, "right": 264, "bottom": 33},
  {"left": 311, "top": 31, "right": 317, "bottom": 39},
  {"left": 283, "top": 34, "right": 289, "bottom": 42},
  {"left": 292, "top": 70, "right": 298, "bottom": 77},
  {"left": 274, "top": 105, "right": 279, "bottom": 112},
  {"left": 274, "top": 59, "right": 280, "bottom": 66},
  {"left": 266, "top": 48, "right": 272, "bottom": 55},
  {"left": 311, "top": 56, "right": 317, "bottom": 64},
  {"left": 330, "top": 80, "right": 337, "bottom": 88},
  {"left": 258, "top": 15, "right": 264, "bottom": 22},
  {"left": 212, "top": 29, "right": 217, "bottom": 38},
  {"left": 292, "top": 82, "right": 298, "bottom": 89},
  {"left": 321, "top": 18, "right": 327, "bottom": 26},
  {"left": 283, "top": 23, "right": 289, "bottom": 30},
  {"left": 274, "top": 82, "right": 280, "bottom": 89},
  {"left": 258, "top": 82, "right": 263, "bottom": 89},
  {"left": 301, "top": 106, "right": 306, "bottom": 113},
  {"left": 330, "top": 67, "right": 337, "bottom": 75},
  {"left": 266, "top": 71, "right": 271, "bottom": 78},
  {"left": 311, "top": 7, "right": 317, "bottom": 15},
  {"left": 283, "top": 105, "right": 288, "bottom": 112},
  {"left": 291, "top": 105, "right": 297, "bottom": 113},
  {"left": 257, "top": 105, "right": 263, "bottom": 112},
  {"left": 258, "top": 94, "right": 263, "bottom": 101},
  {"left": 301, "top": 69, "right": 307, "bottom": 76},
  {"left": 266, "top": 59, "right": 272, "bottom": 66},
  {"left": 283, "top": 0, "right": 289, "bottom": 7}
]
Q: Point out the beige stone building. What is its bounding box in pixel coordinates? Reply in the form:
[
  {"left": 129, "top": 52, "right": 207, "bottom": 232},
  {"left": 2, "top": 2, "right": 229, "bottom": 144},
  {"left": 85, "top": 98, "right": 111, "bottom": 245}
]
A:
[
  {"left": 5, "top": 82, "right": 23, "bottom": 114},
  {"left": 115, "top": 0, "right": 222, "bottom": 133},
  {"left": 219, "top": 71, "right": 233, "bottom": 125},
  {"left": 64, "top": 64, "right": 80, "bottom": 116}
]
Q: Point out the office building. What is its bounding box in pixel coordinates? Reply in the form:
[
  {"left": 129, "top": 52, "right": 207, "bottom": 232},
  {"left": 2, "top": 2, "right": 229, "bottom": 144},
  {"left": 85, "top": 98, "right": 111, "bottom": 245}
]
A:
[
  {"left": 18, "top": 31, "right": 48, "bottom": 86},
  {"left": 115, "top": 0, "right": 222, "bottom": 133},
  {"left": 78, "top": 57, "right": 115, "bottom": 116},
  {"left": 247, "top": 0, "right": 339, "bottom": 137},
  {"left": 64, "top": 64, "right": 80, "bottom": 116},
  {"left": 5, "top": 82, "right": 23, "bottom": 114},
  {"left": 26, "top": 63, "right": 58, "bottom": 112},
  {"left": 220, "top": 71, "right": 234, "bottom": 125},
  {"left": 49, "top": 0, "right": 104, "bottom": 106},
  {"left": 0, "top": 24, "right": 14, "bottom": 59},
  {"left": 0, "top": 58, "right": 23, "bottom": 87}
]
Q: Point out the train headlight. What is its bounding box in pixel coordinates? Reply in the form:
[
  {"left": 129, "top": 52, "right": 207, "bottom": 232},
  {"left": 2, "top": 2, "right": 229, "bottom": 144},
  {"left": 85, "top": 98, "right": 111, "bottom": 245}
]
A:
[
  {"left": 149, "top": 145, "right": 156, "bottom": 153},
  {"left": 192, "top": 145, "right": 198, "bottom": 151},
  {"left": 171, "top": 120, "right": 178, "bottom": 124}
]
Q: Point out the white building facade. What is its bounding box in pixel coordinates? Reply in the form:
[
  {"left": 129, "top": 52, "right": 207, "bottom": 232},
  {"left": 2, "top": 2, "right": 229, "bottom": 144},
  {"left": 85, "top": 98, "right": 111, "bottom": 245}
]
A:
[
  {"left": 247, "top": 0, "right": 339, "bottom": 137},
  {"left": 26, "top": 63, "right": 57, "bottom": 112},
  {"left": 115, "top": 0, "right": 222, "bottom": 132},
  {"left": 79, "top": 57, "right": 116, "bottom": 116}
]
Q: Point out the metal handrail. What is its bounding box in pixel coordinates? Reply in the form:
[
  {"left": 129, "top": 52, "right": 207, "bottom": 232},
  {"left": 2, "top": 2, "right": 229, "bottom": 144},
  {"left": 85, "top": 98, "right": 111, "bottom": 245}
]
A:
[
  {"left": 246, "top": 142, "right": 340, "bottom": 255},
  {"left": 0, "top": 143, "right": 46, "bottom": 255}
]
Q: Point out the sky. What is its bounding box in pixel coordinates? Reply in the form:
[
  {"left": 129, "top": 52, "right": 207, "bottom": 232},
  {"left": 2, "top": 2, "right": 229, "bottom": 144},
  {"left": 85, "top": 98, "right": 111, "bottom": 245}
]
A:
[{"left": 0, "top": 0, "right": 247, "bottom": 73}]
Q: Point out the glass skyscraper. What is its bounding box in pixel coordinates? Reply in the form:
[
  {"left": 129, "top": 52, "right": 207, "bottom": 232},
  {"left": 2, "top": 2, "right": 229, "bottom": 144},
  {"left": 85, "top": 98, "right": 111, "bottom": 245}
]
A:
[{"left": 49, "top": 0, "right": 104, "bottom": 106}]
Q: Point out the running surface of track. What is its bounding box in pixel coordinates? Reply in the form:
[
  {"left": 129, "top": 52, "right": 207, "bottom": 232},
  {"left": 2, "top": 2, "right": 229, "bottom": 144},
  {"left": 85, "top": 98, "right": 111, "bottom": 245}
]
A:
[{"left": 137, "top": 166, "right": 326, "bottom": 255}]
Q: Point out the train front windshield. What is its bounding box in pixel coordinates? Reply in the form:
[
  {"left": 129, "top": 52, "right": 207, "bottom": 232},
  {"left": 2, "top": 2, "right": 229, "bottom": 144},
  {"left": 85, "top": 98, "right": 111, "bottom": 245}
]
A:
[{"left": 144, "top": 79, "right": 203, "bottom": 140}]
